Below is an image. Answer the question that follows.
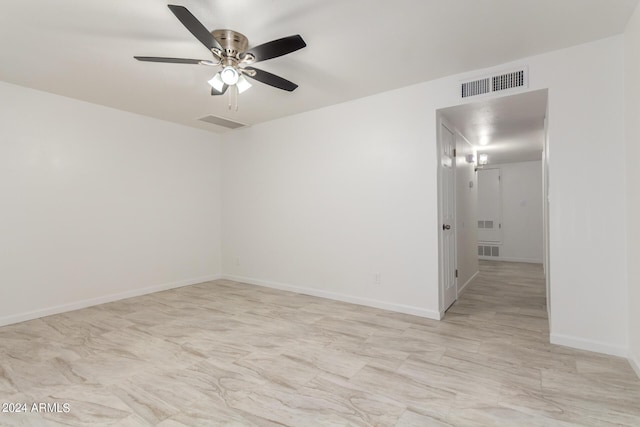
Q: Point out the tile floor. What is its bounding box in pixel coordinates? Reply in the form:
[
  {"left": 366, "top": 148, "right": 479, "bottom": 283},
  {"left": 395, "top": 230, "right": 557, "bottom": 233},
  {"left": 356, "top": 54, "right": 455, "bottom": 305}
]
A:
[{"left": 1, "top": 261, "right": 639, "bottom": 426}]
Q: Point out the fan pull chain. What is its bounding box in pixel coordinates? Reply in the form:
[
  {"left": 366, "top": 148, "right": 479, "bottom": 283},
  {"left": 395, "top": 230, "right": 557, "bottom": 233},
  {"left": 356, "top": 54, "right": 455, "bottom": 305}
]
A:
[{"left": 227, "top": 85, "right": 239, "bottom": 112}]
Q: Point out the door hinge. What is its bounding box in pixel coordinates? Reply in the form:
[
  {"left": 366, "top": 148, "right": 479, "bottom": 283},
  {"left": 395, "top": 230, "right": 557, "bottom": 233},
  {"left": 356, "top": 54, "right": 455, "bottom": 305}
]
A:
[
  {"left": 455, "top": 269, "right": 458, "bottom": 278},
  {"left": 453, "top": 149, "right": 457, "bottom": 157}
]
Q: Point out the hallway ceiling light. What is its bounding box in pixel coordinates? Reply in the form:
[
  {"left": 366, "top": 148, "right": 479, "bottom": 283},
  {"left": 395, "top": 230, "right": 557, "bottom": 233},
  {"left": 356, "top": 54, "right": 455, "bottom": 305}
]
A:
[
  {"left": 479, "top": 136, "right": 490, "bottom": 146},
  {"left": 478, "top": 153, "right": 489, "bottom": 165}
]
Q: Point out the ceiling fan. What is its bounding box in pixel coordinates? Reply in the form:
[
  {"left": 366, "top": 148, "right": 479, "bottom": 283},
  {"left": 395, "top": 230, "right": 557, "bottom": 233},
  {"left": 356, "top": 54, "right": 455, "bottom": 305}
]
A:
[{"left": 135, "top": 4, "right": 306, "bottom": 97}]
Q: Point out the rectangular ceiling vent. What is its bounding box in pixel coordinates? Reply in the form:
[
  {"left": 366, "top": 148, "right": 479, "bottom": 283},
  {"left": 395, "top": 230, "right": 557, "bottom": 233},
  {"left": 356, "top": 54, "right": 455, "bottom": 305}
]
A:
[
  {"left": 492, "top": 70, "right": 526, "bottom": 92},
  {"left": 462, "top": 77, "right": 490, "bottom": 98},
  {"left": 198, "top": 115, "right": 247, "bottom": 130},
  {"left": 460, "top": 67, "right": 528, "bottom": 99}
]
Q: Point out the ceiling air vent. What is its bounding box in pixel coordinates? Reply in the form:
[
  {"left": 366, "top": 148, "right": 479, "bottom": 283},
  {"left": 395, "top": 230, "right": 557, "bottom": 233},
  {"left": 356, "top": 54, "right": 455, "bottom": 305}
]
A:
[
  {"left": 462, "top": 78, "right": 490, "bottom": 98},
  {"left": 460, "top": 67, "right": 528, "bottom": 99},
  {"left": 493, "top": 70, "right": 525, "bottom": 92},
  {"left": 198, "top": 115, "right": 247, "bottom": 129}
]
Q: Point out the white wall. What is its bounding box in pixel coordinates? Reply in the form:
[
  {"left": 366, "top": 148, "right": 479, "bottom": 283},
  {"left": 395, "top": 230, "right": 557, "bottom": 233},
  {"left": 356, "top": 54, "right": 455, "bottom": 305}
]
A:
[
  {"left": 544, "top": 39, "right": 627, "bottom": 356},
  {"left": 478, "top": 161, "right": 543, "bottom": 263},
  {"left": 222, "top": 90, "right": 440, "bottom": 318},
  {"left": 455, "top": 132, "right": 479, "bottom": 293},
  {"left": 0, "top": 81, "right": 222, "bottom": 326},
  {"left": 625, "top": 4, "right": 640, "bottom": 376},
  {"left": 222, "top": 35, "right": 628, "bottom": 355}
]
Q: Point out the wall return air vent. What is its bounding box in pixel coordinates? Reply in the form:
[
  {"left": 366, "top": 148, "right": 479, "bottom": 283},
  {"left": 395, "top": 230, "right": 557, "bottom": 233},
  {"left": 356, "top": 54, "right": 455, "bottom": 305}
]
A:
[
  {"left": 198, "top": 115, "right": 247, "bottom": 130},
  {"left": 461, "top": 67, "right": 528, "bottom": 99}
]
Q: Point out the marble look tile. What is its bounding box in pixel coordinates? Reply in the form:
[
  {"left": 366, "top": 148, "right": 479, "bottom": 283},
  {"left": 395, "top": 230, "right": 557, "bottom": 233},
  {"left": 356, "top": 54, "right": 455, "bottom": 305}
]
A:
[
  {"left": 157, "top": 398, "right": 261, "bottom": 427},
  {"left": 234, "top": 352, "right": 320, "bottom": 390},
  {"left": 0, "top": 363, "right": 21, "bottom": 395},
  {"left": 64, "top": 353, "right": 155, "bottom": 386},
  {"left": 401, "top": 326, "right": 482, "bottom": 353},
  {"left": 396, "top": 408, "right": 454, "bottom": 427},
  {"left": 439, "top": 348, "right": 543, "bottom": 391},
  {"left": 0, "top": 335, "right": 82, "bottom": 366},
  {"left": 280, "top": 342, "right": 368, "bottom": 379},
  {"left": 1, "top": 260, "right": 639, "bottom": 426},
  {"left": 28, "top": 384, "right": 135, "bottom": 426},
  {"left": 107, "top": 381, "right": 181, "bottom": 425},
  {"left": 326, "top": 339, "right": 411, "bottom": 371},
  {"left": 2, "top": 358, "right": 77, "bottom": 392},
  {"left": 364, "top": 333, "right": 448, "bottom": 358},
  {"left": 0, "top": 392, "right": 48, "bottom": 427},
  {"left": 348, "top": 365, "right": 455, "bottom": 419},
  {"left": 396, "top": 356, "right": 503, "bottom": 404},
  {"left": 446, "top": 402, "right": 580, "bottom": 427}
]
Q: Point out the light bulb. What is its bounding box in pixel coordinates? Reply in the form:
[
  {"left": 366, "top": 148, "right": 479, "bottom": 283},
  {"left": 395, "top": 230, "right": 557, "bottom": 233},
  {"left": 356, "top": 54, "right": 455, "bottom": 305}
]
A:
[
  {"left": 478, "top": 154, "right": 489, "bottom": 165},
  {"left": 220, "top": 66, "right": 239, "bottom": 85},
  {"left": 208, "top": 73, "right": 225, "bottom": 92},
  {"left": 236, "top": 75, "right": 252, "bottom": 94}
]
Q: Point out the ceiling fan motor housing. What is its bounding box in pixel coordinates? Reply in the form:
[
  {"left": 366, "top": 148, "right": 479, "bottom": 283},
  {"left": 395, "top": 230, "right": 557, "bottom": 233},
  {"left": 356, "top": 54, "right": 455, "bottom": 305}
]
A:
[{"left": 212, "top": 29, "right": 248, "bottom": 58}]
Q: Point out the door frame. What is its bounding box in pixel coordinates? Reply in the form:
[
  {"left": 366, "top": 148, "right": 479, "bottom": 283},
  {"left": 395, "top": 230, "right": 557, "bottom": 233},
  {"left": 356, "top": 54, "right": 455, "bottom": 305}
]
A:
[{"left": 436, "top": 89, "right": 551, "bottom": 328}]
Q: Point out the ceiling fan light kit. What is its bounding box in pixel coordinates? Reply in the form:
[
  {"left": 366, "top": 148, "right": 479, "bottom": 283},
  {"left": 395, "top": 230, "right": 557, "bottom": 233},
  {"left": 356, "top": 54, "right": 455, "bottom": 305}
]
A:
[
  {"left": 220, "top": 66, "right": 239, "bottom": 85},
  {"left": 134, "top": 4, "right": 306, "bottom": 112},
  {"left": 236, "top": 75, "right": 252, "bottom": 94},
  {"left": 208, "top": 73, "right": 225, "bottom": 92}
]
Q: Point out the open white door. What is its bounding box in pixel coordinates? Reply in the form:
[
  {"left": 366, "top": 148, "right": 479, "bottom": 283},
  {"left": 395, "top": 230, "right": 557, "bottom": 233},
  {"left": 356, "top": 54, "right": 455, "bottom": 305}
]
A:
[{"left": 439, "top": 121, "right": 457, "bottom": 312}]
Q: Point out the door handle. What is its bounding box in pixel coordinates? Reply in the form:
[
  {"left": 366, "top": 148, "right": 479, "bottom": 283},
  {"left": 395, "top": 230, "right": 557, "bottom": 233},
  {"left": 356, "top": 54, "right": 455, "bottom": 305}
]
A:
[{"left": 443, "top": 224, "right": 451, "bottom": 230}]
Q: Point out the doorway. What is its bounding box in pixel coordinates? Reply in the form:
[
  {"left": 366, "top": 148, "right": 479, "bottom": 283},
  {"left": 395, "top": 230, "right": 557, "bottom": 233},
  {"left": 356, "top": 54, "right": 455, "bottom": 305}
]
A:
[{"left": 436, "top": 89, "right": 549, "bottom": 316}]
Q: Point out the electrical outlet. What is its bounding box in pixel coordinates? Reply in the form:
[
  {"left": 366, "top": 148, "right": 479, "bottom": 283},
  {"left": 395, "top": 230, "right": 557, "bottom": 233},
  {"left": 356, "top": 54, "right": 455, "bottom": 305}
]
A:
[
  {"left": 373, "top": 273, "right": 381, "bottom": 286},
  {"left": 235, "top": 257, "right": 240, "bottom": 266}
]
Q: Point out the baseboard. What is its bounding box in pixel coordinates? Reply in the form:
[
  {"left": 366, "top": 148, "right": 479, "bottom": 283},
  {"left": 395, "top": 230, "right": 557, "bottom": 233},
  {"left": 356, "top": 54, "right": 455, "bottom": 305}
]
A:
[
  {"left": 457, "top": 270, "right": 479, "bottom": 297},
  {"left": 222, "top": 274, "right": 441, "bottom": 320},
  {"left": 479, "top": 256, "right": 543, "bottom": 264},
  {"left": 0, "top": 273, "right": 222, "bottom": 327},
  {"left": 550, "top": 333, "right": 628, "bottom": 357},
  {"left": 629, "top": 351, "right": 640, "bottom": 379}
]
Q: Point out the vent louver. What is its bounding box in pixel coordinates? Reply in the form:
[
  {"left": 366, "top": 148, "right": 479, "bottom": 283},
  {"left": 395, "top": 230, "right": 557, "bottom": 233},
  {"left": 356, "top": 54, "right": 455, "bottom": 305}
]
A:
[
  {"left": 478, "top": 245, "right": 500, "bottom": 257},
  {"left": 199, "top": 115, "right": 247, "bottom": 129},
  {"left": 493, "top": 70, "right": 525, "bottom": 92},
  {"left": 462, "top": 78, "right": 490, "bottom": 98},
  {"left": 461, "top": 67, "right": 528, "bottom": 99}
]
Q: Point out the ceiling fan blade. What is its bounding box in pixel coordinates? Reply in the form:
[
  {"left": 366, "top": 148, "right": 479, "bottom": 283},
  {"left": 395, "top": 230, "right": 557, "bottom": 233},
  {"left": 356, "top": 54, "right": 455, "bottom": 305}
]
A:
[
  {"left": 167, "top": 4, "right": 222, "bottom": 51},
  {"left": 243, "top": 35, "right": 306, "bottom": 63},
  {"left": 211, "top": 85, "right": 229, "bottom": 96},
  {"left": 134, "top": 56, "right": 203, "bottom": 64},
  {"left": 243, "top": 67, "right": 298, "bottom": 92}
]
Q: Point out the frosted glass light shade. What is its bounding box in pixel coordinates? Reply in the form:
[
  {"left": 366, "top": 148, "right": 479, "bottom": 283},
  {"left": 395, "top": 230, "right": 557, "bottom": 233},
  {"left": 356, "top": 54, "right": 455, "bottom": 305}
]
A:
[
  {"left": 208, "top": 73, "right": 225, "bottom": 92},
  {"left": 236, "top": 75, "right": 252, "bottom": 94},
  {"left": 220, "top": 66, "right": 239, "bottom": 85}
]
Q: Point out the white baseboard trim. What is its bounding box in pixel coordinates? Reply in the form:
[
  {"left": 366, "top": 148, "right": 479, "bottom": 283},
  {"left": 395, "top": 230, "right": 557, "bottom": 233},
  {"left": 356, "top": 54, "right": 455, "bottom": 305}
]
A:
[
  {"left": 550, "top": 333, "right": 628, "bottom": 357},
  {"left": 222, "top": 274, "right": 441, "bottom": 320},
  {"left": 457, "top": 270, "right": 479, "bottom": 297},
  {"left": 479, "top": 256, "right": 543, "bottom": 264},
  {"left": 0, "top": 274, "right": 222, "bottom": 328},
  {"left": 629, "top": 351, "right": 640, "bottom": 379}
]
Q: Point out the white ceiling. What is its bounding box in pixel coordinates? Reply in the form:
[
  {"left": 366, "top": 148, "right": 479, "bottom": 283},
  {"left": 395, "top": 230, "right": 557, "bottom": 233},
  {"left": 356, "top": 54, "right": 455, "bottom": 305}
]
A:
[
  {"left": 439, "top": 89, "right": 548, "bottom": 164},
  {"left": 0, "top": 1, "right": 637, "bottom": 133}
]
